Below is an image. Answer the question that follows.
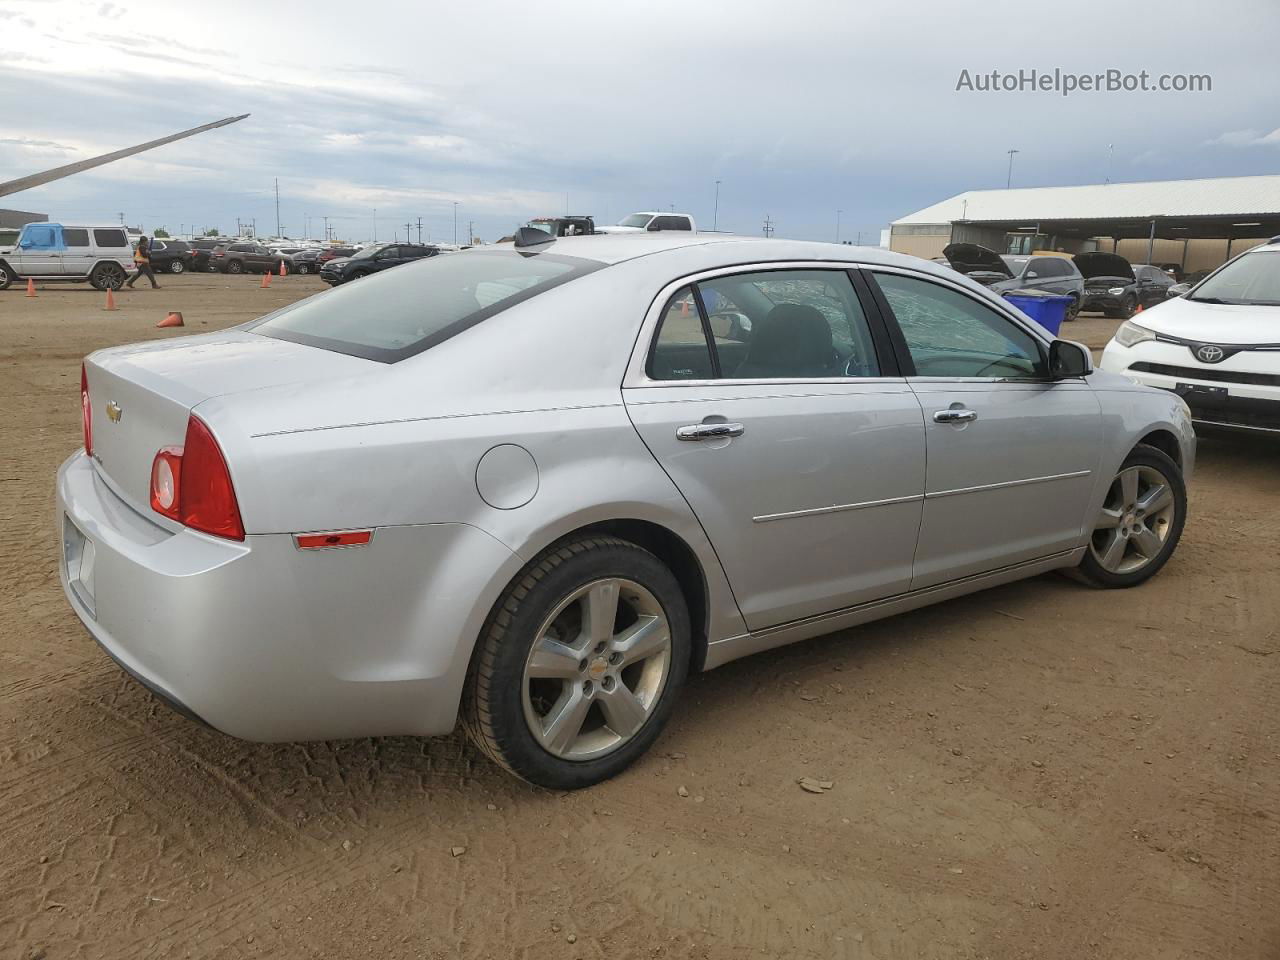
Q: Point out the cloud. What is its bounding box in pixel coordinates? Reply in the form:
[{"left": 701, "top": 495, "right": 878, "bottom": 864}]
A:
[{"left": 1204, "top": 128, "right": 1280, "bottom": 148}]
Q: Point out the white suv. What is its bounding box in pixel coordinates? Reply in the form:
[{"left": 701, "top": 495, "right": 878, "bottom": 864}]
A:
[
  {"left": 1101, "top": 238, "right": 1280, "bottom": 435},
  {"left": 0, "top": 222, "right": 137, "bottom": 291}
]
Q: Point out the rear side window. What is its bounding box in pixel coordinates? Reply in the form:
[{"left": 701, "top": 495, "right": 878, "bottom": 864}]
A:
[
  {"left": 63, "top": 228, "right": 90, "bottom": 247},
  {"left": 250, "top": 250, "right": 600, "bottom": 362},
  {"left": 650, "top": 287, "right": 715, "bottom": 380},
  {"left": 92, "top": 229, "right": 128, "bottom": 247},
  {"left": 650, "top": 216, "right": 691, "bottom": 231},
  {"left": 1031, "top": 258, "right": 1068, "bottom": 278}
]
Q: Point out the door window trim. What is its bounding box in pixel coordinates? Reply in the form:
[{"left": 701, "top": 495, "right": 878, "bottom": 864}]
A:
[
  {"left": 627, "top": 261, "right": 907, "bottom": 388},
  {"left": 863, "top": 265, "right": 1058, "bottom": 383}
]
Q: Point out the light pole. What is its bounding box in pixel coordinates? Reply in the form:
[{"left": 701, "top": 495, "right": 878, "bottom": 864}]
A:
[
  {"left": 713, "top": 179, "right": 721, "bottom": 231},
  {"left": 372, "top": 208, "right": 377, "bottom": 243},
  {"left": 452, "top": 201, "right": 459, "bottom": 245},
  {"left": 836, "top": 209, "right": 842, "bottom": 243},
  {"left": 1005, "top": 149, "right": 1019, "bottom": 189}
]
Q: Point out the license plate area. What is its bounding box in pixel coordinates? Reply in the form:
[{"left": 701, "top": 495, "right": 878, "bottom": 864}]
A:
[
  {"left": 1176, "top": 382, "right": 1228, "bottom": 401},
  {"left": 63, "top": 514, "right": 97, "bottom": 616}
]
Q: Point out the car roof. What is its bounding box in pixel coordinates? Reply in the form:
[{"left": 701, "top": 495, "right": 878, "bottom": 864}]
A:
[{"left": 515, "top": 232, "right": 939, "bottom": 274}]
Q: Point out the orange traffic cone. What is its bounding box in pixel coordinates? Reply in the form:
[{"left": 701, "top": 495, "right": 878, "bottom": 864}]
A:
[
  {"left": 260, "top": 271, "right": 271, "bottom": 289},
  {"left": 279, "top": 260, "right": 287, "bottom": 277},
  {"left": 156, "top": 311, "right": 184, "bottom": 328},
  {"left": 104, "top": 288, "right": 118, "bottom": 311},
  {"left": 25, "top": 278, "right": 36, "bottom": 297}
]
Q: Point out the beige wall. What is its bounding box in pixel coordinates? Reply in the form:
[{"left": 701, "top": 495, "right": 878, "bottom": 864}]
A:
[{"left": 888, "top": 226, "right": 950, "bottom": 261}]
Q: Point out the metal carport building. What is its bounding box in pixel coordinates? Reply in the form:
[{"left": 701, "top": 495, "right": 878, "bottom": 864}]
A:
[{"left": 890, "top": 174, "right": 1280, "bottom": 273}]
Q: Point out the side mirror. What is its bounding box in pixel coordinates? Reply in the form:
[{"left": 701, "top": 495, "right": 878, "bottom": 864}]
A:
[
  {"left": 1049, "top": 339, "right": 1093, "bottom": 379},
  {"left": 1025, "top": 270, "right": 1039, "bottom": 279},
  {"left": 646, "top": 222, "right": 661, "bottom": 231},
  {"left": 1167, "top": 282, "right": 1190, "bottom": 298}
]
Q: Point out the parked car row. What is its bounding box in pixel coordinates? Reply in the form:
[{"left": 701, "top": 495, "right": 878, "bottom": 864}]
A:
[
  {"left": 319, "top": 242, "right": 443, "bottom": 285},
  {"left": 940, "top": 244, "right": 1175, "bottom": 320}
]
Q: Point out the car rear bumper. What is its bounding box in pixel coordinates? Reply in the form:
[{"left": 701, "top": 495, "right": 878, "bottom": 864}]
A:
[{"left": 57, "top": 451, "right": 524, "bottom": 741}]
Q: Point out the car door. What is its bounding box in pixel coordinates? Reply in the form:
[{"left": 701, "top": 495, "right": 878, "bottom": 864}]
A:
[
  {"left": 623, "top": 266, "right": 926, "bottom": 631},
  {"left": 61, "top": 227, "right": 93, "bottom": 277},
  {"left": 1138, "top": 267, "right": 1170, "bottom": 307},
  {"left": 14, "top": 223, "right": 66, "bottom": 276},
  {"left": 375, "top": 246, "right": 402, "bottom": 270},
  {"left": 866, "top": 268, "right": 1103, "bottom": 589}
]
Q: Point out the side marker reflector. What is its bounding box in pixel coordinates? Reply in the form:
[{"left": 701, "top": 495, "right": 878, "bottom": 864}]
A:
[{"left": 295, "top": 530, "right": 373, "bottom": 550}]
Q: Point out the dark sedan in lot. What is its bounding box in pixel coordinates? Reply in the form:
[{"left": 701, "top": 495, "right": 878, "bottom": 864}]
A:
[
  {"left": 1076, "top": 253, "right": 1173, "bottom": 318},
  {"left": 146, "top": 239, "right": 194, "bottom": 274},
  {"left": 319, "top": 242, "right": 441, "bottom": 285}
]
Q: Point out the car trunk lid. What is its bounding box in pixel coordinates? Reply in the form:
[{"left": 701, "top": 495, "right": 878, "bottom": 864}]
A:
[{"left": 84, "top": 330, "right": 377, "bottom": 517}]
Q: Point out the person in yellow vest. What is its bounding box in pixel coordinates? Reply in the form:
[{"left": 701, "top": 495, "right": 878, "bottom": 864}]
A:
[{"left": 126, "top": 235, "right": 160, "bottom": 289}]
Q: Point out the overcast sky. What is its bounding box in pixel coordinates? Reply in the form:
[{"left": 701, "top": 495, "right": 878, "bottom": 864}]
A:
[{"left": 2, "top": 0, "right": 1278, "bottom": 244}]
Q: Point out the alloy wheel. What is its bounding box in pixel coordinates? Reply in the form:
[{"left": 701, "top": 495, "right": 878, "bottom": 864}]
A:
[
  {"left": 1089, "top": 465, "right": 1176, "bottom": 575},
  {"left": 521, "top": 578, "right": 672, "bottom": 761}
]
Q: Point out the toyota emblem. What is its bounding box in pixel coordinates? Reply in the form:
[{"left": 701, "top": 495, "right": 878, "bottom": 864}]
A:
[{"left": 1195, "top": 344, "right": 1226, "bottom": 364}]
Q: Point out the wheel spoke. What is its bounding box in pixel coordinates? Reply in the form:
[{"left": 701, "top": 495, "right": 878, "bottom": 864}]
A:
[
  {"left": 582, "top": 580, "right": 620, "bottom": 644},
  {"left": 597, "top": 684, "right": 647, "bottom": 739},
  {"left": 526, "top": 635, "right": 582, "bottom": 679},
  {"left": 1137, "top": 484, "right": 1172, "bottom": 516},
  {"left": 1119, "top": 468, "right": 1139, "bottom": 507},
  {"left": 1131, "top": 526, "right": 1164, "bottom": 559},
  {"left": 613, "top": 616, "right": 669, "bottom": 667},
  {"left": 1098, "top": 530, "right": 1127, "bottom": 570},
  {"left": 1095, "top": 507, "right": 1124, "bottom": 531},
  {"left": 539, "top": 688, "right": 591, "bottom": 755}
]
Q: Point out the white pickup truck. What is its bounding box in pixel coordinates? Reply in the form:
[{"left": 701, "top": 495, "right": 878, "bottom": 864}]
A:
[{"left": 597, "top": 211, "right": 697, "bottom": 234}]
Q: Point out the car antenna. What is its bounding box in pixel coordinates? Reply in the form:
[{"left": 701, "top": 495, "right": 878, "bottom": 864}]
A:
[{"left": 513, "top": 227, "right": 555, "bottom": 248}]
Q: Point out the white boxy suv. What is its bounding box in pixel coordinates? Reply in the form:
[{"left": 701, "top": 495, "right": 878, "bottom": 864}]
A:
[
  {"left": 0, "top": 222, "right": 137, "bottom": 291},
  {"left": 1101, "top": 238, "right": 1280, "bottom": 435}
]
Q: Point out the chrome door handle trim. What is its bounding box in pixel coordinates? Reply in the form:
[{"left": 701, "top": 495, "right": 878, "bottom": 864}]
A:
[
  {"left": 676, "top": 422, "right": 745, "bottom": 441},
  {"left": 933, "top": 409, "right": 978, "bottom": 424}
]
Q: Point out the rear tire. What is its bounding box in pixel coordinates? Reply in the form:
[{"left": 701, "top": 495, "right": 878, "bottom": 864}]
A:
[
  {"left": 1073, "top": 444, "right": 1186, "bottom": 588},
  {"left": 295, "top": 263, "right": 310, "bottom": 275},
  {"left": 1064, "top": 295, "right": 1080, "bottom": 322},
  {"left": 169, "top": 260, "right": 186, "bottom": 275},
  {"left": 226, "top": 260, "right": 244, "bottom": 275},
  {"left": 89, "top": 263, "right": 126, "bottom": 291},
  {"left": 462, "top": 535, "right": 691, "bottom": 789}
]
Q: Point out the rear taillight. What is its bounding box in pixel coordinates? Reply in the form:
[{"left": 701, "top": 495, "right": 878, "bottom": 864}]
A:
[
  {"left": 148, "top": 415, "right": 245, "bottom": 541},
  {"left": 81, "top": 363, "right": 92, "bottom": 456}
]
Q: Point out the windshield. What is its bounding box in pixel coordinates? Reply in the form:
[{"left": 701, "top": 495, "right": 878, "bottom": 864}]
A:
[
  {"left": 350, "top": 245, "right": 385, "bottom": 260},
  {"left": 249, "top": 250, "right": 600, "bottom": 362},
  {"left": 1190, "top": 250, "right": 1280, "bottom": 305},
  {"left": 618, "top": 214, "right": 652, "bottom": 228}
]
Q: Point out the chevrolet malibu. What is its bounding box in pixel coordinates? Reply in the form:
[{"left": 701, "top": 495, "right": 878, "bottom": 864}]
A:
[{"left": 59, "top": 233, "right": 1194, "bottom": 789}]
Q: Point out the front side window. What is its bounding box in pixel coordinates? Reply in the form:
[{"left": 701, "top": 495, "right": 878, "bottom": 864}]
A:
[
  {"left": 22, "top": 224, "right": 60, "bottom": 249},
  {"left": 648, "top": 270, "right": 881, "bottom": 381},
  {"left": 250, "top": 250, "right": 599, "bottom": 362},
  {"left": 873, "top": 272, "right": 1046, "bottom": 379}
]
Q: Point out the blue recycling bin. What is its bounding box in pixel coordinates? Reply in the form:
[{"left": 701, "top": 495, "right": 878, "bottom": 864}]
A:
[{"left": 1002, "top": 290, "right": 1073, "bottom": 337}]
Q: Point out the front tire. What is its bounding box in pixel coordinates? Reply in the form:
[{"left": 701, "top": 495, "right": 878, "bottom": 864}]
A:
[
  {"left": 169, "top": 259, "right": 186, "bottom": 275},
  {"left": 462, "top": 536, "right": 691, "bottom": 789},
  {"left": 226, "top": 260, "right": 244, "bottom": 274},
  {"left": 1075, "top": 444, "right": 1186, "bottom": 588},
  {"left": 0, "top": 262, "right": 13, "bottom": 290}
]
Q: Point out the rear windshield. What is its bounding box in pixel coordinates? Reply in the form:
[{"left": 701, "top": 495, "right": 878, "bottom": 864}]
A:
[{"left": 248, "top": 250, "right": 601, "bottom": 362}]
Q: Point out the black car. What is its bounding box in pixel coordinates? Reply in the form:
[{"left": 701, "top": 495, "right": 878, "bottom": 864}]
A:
[
  {"left": 290, "top": 248, "right": 326, "bottom": 274},
  {"left": 190, "top": 238, "right": 227, "bottom": 272},
  {"left": 319, "top": 243, "right": 440, "bottom": 285},
  {"left": 146, "top": 238, "right": 193, "bottom": 274},
  {"left": 1074, "top": 253, "right": 1173, "bottom": 318}
]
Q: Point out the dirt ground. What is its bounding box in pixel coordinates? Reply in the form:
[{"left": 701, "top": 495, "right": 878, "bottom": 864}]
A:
[{"left": 2, "top": 274, "right": 1278, "bottom": 960}]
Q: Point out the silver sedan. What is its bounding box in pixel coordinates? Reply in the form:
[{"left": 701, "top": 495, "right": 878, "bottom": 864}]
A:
[{"left": 58, "top": 233, "right": 1194, "bottom": 788}]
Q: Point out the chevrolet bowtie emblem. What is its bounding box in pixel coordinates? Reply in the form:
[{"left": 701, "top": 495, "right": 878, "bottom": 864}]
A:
[{"left": 106, "top": 401, "right": 122, "bottom": 423}]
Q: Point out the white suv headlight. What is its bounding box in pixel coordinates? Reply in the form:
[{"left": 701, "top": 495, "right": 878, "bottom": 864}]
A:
[{"left": 1113, "top": 321, "right": 1156, "bottom": 348}]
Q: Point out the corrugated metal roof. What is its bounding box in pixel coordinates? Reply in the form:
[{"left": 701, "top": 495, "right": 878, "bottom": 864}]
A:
[{"left": 893, "top": 175, "right": 1280, "bottom": 225}]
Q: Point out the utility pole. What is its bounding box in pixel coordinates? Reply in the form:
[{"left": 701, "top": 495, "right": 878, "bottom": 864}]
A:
[
  {"left": 762, "top": 215, "right": 774, "bottom": 238},
  {"left": 403, "top": 221, "right": 412, "bottom": 242},
  {"left": 372, "top": 208, "right": 377, "bottom": 243},
  {"left": 452, "top": 201, "right": 459, "bottom": 244},
  {"left": 713, "top": 179, "right": 721, "bottom": 231},
  {"left": 236, "top": 217, "right": 241, "bottom": 236},
  {"left": 118, "top": 212, "right": 125, "bottom": 225},
  {"left": 274, "top": 177, "right": 281, "bottom": 237},
  {"left": 322, "top": 216, "right": 329, "bottom": 243},
  {"left": 416, "top": 216, "right": 423, "bottom": 244},
  {"left": 1006, "top": 148, "right": 1019, "bottom": 189},
  {"left": 467, "top": 220, "right": 474, "bottom": 245},
  {"left": 1105, "top": 143, "right": 1114, "bottom": 184},
  {"left": 836, "top": 209, "right": 842, "bottom": 243}
]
